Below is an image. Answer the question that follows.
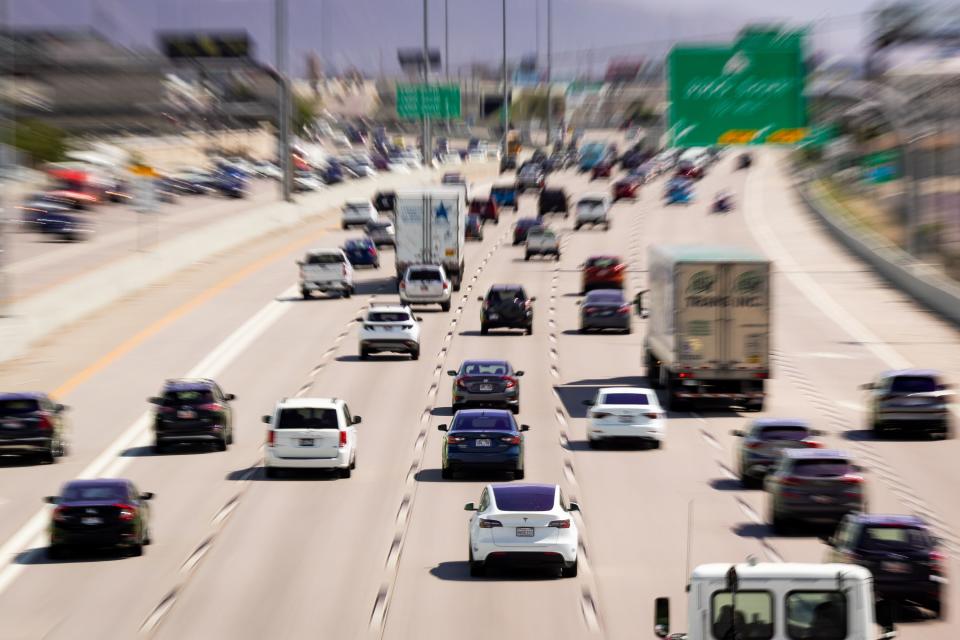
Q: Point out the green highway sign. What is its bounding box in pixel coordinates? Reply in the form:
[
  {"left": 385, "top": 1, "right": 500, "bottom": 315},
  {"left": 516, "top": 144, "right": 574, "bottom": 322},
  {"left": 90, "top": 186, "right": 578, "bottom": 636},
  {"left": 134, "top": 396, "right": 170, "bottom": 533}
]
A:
[
  {"left": 668, "top": 27, "right": 808, "bottom": 147},
  {"left": 397, "top": 84, "right": 462, "bottom": 119}
]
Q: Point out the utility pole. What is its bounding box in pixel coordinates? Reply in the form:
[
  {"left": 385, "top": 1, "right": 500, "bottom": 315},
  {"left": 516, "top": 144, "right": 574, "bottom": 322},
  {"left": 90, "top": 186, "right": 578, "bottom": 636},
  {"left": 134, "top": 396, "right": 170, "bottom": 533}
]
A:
[
  {"left": 0, "top": 0, "right": 13, "bottom": 315},
  {"left": 276, "top": 0, "right": 292, "bottom": 201},
  {"left": 545, "top": 0, "right": 552, "bottom": 147},
  {"left": 421, "top": 0, "right": 431, "bottom": 166},
  {"left": 501, "top": 0, "right": 509, "bottom": 153},
  {"left": 444, "top": 0, "right": 450, "bottom": 81}
]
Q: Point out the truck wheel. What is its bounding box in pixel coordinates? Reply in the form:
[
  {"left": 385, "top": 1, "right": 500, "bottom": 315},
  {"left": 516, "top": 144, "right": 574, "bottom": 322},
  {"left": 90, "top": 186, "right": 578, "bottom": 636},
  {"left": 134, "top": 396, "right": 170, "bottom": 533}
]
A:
[
  {"left": 410, "top": 349, "right": 420, "bottom": 361},
  {"left": 441, "top": 301, "right": 451, "bottom": 312},
  {"left": 646, "top": 351, "right": 662, "bottom": 388},
  {"left": 301, "top": 288, "right": 311, "bottom": 299},
  {"left": 342, "top": 287, "right": 353, "bottom": 298},
  {"left": 359, "top": 348, "right": 370, "bottom": 361}
]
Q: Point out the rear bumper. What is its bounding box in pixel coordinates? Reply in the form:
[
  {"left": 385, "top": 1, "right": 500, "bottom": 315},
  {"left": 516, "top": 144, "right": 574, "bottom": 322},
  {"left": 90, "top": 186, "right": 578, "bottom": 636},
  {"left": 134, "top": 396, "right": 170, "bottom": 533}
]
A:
[
  {"left": 581, "top": 315, "right": 630, "bottom": 329},
  {"left": 0, "top": 436, "right": 52, "bottom": 453},
  {"left": 360, "top": 339, "right": 419, "bottom": 354},
  {"left": 778, "top": 501, "right": 864, "bottom": 522},
  {"left": 454, "top": 391, "right": 518, "bottom": 408},
  {"left": 589, "top": 422, "right": 665, "bottom": 442},
  {"left": 475, "top": 540, "right": 577, "bottom": 565},
  {"left": 302, "top": 280, "right": 351, "bottom": 291},
  {"left": 877, "top": 412, "right": 949, "bottom": 430},
  {"left": 264, "top": 447, "right": 350, "bottom": 469},
  {"left": 874, "top": 579, "right": 943, "bottom": 603},
  {"left": 446, "top": 451, "right": 520, "bottom": 470},
  {"left": 525, "top": 247, "right": 559, "bottom": 255},
  {"left": 51, "top": 525, "right": 138, "bottom": 548},
  {"left": 400, "top": 292, "right": 452, "bottom": 305}
]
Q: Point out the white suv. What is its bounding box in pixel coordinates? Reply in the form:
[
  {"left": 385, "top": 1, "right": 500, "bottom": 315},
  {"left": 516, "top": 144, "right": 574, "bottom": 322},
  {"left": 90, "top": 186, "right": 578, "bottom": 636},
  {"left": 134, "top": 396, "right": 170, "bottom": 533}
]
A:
[
  {"left": 573, "top": 193, "right": 611, "bottom": 231},
  {"left": 262, "top": 397, "right": 359, "bottom": 478},
  {"left": 341, "top": 199, "right": 379, "bottom": 228},
  {"left": 399, "top": 264, "right": 452, "bottom": 311},
  {"left": 357, "top": 304, "right": 422, "bottom": 360}
]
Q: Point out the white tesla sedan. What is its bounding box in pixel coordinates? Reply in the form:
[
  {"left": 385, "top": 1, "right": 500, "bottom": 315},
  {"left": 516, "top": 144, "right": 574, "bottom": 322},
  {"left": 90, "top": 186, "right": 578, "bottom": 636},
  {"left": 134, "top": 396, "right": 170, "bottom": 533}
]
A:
[
  {"left": 465, "top": 483, "right": 579, "bottom": 578},
  {"left": 583, "top": 386, "right": 666, "bottom": 449}
]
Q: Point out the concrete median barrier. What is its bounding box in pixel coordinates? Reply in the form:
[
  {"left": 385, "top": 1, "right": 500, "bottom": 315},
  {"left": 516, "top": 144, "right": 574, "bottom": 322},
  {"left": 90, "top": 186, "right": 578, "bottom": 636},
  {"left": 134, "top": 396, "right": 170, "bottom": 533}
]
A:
[{"left": 798, "top": 178, "right": 960, "bottom": 328}]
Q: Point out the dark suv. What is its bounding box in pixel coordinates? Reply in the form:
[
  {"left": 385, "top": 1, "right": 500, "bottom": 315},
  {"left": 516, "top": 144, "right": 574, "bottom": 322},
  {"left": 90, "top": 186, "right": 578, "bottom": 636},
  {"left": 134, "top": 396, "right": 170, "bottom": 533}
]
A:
[
  {"left": 149, "top": 379, "right": 235, "bottom": 453},
  {"left": 478, "top": 285, "right": 535, "bottom": 335},
  {"left": 765, "top": 449, "right": 866, "bottom": 533},
  {"left": 0, "top": 392, "right": 69, "bottom": 463},
  {"left": 826, "top": 514, "right": 945, "bottom": 618},
  {"left": 538, "top": 187, "right": 569, "bottom": 217}
]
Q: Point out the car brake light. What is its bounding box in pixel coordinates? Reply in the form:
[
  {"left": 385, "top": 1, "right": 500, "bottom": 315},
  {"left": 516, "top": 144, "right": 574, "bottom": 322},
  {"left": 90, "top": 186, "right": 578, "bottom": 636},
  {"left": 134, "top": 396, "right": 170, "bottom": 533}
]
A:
[
  {"left": 617, "top": 304, "right": 631, "bottom": 314},
  {"left": 339, "top": 430, "right": 347, "bottom": 448},
  {"left": 780, "top": 476, "right": 803, "bottom": 486},
  {"left": 399, "top": 281, "right": 406, "bottom": 290},
  {"left": 36, "top": 414, "right": 54, "bottom": 431},
  {"left": 198, "top": 403, "right": 223, "bottom": 412},
  {"left": 456, "top": 379, "right": 469, "bottom": 389},
  {"left": 745, "top": 441, "right": 762, "bottom": 449},
  {"left": 115, "top": 504, "right": 137, "bottom": 521},
  {"left": 368, "top": 248, "right": 377, "bottom": 256},
  {"left": 929, "top": 551, "right": 946, "bottom": 574},
  {"left": 52, "top": 506, "right": 68, "bottom": 523},
  {"left": 266, "top": 430, "right": 275, "bottom": 446},
  {"left": 548, "top": 519, "right": 571, "bottom": 528},
  {"left": 840, "top": 474, "right": 864, "bottom": 485},
  {"left": 754, "top": 372, "right": 769, "bottom": 379},
  {"left": 678, "top": 371, "right": 693, "bottom": 379},
  {"left": 503, "top": 376, "right": 517, "bottom": 389},
  {"left": 802, "top": 439, "right": 823, "bottom": 448},
  {"left": 500, "top": 435, "right": 521, "bottom": 445},
  {"left": 442, "top": 281, "right": 449, "bottom": 290},
  {"left": 478, "top": 518, "right": 502, "bottom": 528},
  {"left": 613, "top": 264, "right": 626, "bottom": 272},
  {"left": 447, "top": 435, "right": 465, "bottom": 444}
]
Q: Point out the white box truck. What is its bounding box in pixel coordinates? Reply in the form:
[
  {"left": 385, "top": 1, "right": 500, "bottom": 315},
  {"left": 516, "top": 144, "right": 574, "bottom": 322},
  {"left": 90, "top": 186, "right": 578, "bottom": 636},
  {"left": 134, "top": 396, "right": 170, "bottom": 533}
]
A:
[
  {"left": 641, "top": 245, "right": 771, "bottom": 412},
  {"left": 652, "top": 561, "right": 897, "bottom": 640},
  {"left": 394, "top": 188, "right": 466, "bottom": 290}
]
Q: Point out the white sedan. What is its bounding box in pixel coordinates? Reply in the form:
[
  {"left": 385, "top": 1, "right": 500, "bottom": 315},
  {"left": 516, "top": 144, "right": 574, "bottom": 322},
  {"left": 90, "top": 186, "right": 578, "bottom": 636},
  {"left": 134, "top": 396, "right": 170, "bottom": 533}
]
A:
[
  {"left": 466, "top": 483, "right": 579, "bottom": 578},
  {"left": 583, "top": 386, "right": 666, "bottom": 449}
]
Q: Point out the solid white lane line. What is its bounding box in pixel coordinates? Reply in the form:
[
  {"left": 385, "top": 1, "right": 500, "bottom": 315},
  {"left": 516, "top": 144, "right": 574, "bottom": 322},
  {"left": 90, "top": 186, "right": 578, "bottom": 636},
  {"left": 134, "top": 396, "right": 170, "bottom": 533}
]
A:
[{"left": 0, "top": 285, "right": 297, "bottom": 597}]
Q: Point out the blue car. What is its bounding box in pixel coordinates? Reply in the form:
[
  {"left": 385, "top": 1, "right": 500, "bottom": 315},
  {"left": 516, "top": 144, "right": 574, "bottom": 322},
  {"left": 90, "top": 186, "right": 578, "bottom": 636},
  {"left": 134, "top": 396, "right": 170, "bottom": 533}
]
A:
[
  {"left": 490, "top": 183, "right": 518, "bottom": 211},
  {"left": 438, "top": 409, "right": 529, "bottom": 480},
  {"left": 342, "top": 238, "right": 380, "bottom": 268},
  {"left": 211, "top": 172, "right": 247, "bottom": 198},
  {"left": 664, "top": 178, "right": 693, "bottom": 205}
]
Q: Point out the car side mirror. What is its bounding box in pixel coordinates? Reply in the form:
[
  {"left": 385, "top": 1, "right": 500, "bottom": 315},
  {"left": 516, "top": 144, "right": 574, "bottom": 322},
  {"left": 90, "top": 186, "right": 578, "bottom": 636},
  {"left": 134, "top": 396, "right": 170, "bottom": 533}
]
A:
[
  {"left": 44, "top": 496, "right": 59, "bottom": 504},
  {"left": 438, "top": 424, "right": 448, "bottom": 432},
  {"left": 415, "top": 317, "right": 424, "bottom": 322},
  {"left": 140, "top": 492, "right": 154, "bottom": 501},
  {"left": 529, "top": 296, "right": 537, "bottom": 302},
  {"left": 464, "top": 502, "right": 477, "bottom": 511},
  {"left": 352, "top": 416, "right": 362, "bottom": 425},
  {"left": 447, "top": 370, "right": 457, "bottom": 376},
  {"left": 859, "top": 383, "right": 874, "bottom": 390},
  {"left": 262, "top": 415, "right": 272, "bottom": 424},
  {"left": 515, "top": 371, "right": 525, "bottom": 376},
  {"left": 225, "top": 393, "right": 236, "bottom": 401},
  {"left": 520, "top": 424, "right": 530, "bottom": 432},
  {"left": 568, "top": 502, "right": 580, "bottom": 512},
  {"left": 731, "top": 430, "right": 745, "bottom": 437},
  {"left": 582, "top": 400, "right": 595, "bottom": 406},
  {"left": 147, "top": 396, "right": 163, "bottom": 405},
  {"left": 477, "top": 296, "right": 484, "bottom": 301},
  {"left": 654, "top": 597, "right": 670, "bottom": 638}
]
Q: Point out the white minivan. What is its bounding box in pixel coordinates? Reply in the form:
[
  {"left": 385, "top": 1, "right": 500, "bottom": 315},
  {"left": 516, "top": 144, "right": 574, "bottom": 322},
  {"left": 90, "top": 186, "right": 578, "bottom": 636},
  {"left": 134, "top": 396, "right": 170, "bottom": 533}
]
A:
[
  {"left": 298, "top": 248, "right": 354, "bottom": 298},
  {"left": 262, "top": 398, "right": 359, "bottom": 478}
]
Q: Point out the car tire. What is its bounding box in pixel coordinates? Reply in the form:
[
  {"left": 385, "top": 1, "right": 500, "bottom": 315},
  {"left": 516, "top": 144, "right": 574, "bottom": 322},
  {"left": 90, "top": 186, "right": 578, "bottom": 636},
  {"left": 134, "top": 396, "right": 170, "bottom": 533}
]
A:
[
  {"left": 343, "top": 287, "right": 353, "bottom": 299},
  {"left": 510, "top": 405, "right": 520, "bottom": 415},
  {"left": 605, "top": 223, "right": 611, "bottom": 231},
  {"left": 47, "top": 545, "right": 68, "bottom": 560},
  {"left": 526, "top": 324, "right": 533, "bottom": 336},
  {"left": 770, "top": 511, "right": 787, "bottom": 535},
  {"left": 39, "top": 446, "right": 56, "bottom": 465},
  {"left": 650, "top": 440, "right": 662, "bottom": 450},
  {"left": 410, "top": 349, "right": 420, "bottom": 361},
  {"left": 360, "top": 348, "right": 370, "bottom": 361},
  {"left": 579, "top": 326, "right": 588, "bottom": 334},
  {"left": 513, "top": 467, "right": 525, "bottom": 480},
  {"left": 153, "top": 441, "right": 168, "bottom": 455},
  {"left": 469, "top": 551, "right": 485, "bottom": 577},
  {"left": 339, "top": 466, "right": 352, "bottom": 479},
  {"left": 128, "top": 542, "right": 144, "bottom": 557},
  {"left": 441, "top": 467, "right": 453, "bottom": 480},
  {"left": 562, "top": 560, "right": 578, "bottom": 578},
  {"left": 574, "top": 224, "right": 581, "bottom": 231},
  {"left": 481, "top": 324, "right": 489, "bottom": 336},
  {"left": 215, "top": 437, "right": 227, "bottom": 452},
  {"left": 623, "top": 324, "right": 632, "bottom": 334},
  {"left": 524, "top": 253, "right": 531, "bottom": 261},
  {"left": 929, "top": 598, "right": 944, "bottom": 620},
  {"left": 374, "top": 261, "right": 380, "bottom": 269},
  {"left": 265, "top": 467, "right": 280, "bottom": 479},
  {"left": 441, "top": 301, "right": 451, "bottom": 312},
  {"left": 226, "top": 429, "right": 234, "bottom": 445},
  {"left": 588, "top": 438, "right": 600, "bottom": 449}
]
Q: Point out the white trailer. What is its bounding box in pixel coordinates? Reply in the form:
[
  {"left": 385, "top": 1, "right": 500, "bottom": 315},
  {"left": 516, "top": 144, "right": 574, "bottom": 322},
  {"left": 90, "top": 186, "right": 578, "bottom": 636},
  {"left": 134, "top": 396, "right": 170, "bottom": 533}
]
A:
[{"left": 394, "top": 188, "right": 466, "bottom": 290}]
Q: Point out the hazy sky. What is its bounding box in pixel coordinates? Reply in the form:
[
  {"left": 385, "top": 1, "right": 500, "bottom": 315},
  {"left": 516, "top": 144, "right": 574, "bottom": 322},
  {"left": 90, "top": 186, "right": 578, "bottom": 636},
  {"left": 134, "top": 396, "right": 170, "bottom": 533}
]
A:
[{"left": 7, "top": 0, "right": 881, "bottom": 73}]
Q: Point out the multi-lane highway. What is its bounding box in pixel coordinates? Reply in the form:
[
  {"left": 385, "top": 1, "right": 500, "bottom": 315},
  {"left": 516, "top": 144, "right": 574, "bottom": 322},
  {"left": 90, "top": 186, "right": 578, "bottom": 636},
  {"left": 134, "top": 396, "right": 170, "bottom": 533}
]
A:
[{"left": 0, "top": 139, "right": 956, "bottom": 639}]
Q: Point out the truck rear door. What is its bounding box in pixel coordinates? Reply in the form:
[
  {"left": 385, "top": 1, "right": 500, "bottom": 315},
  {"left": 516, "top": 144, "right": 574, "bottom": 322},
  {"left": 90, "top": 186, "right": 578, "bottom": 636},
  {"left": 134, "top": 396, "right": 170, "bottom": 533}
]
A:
[
  {"left": 675, "top": 262, "right": 723, "bottom": 372},
  {"left": 427, "top": 193, "right": 462, "bottom": 272},
  {"left": 395, "top": 194, "right": 427, "bottom": 267},
  {"left": 721, "top": 262, "right": 770, "bottom": 374}
]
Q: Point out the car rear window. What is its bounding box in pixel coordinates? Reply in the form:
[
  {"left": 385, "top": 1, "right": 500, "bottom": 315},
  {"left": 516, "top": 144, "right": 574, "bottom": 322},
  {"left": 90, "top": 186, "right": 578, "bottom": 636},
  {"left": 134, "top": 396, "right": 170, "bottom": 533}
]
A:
[
  {"left": 487, "top": 289, "right": 525, "bottom": 303},
  {"left": 585, "top": 291, "right": 624, "bottom": 304},
  {"left": 492, "top": 485, "right": 556, "bottom": 512},
  {"left": 452, "top": 414, "right": 515, "bottom": 432},
  {"left": 276, "top": 408, "right": 339, "bottom": 429},
  {"left": 305, "top": 253, "right": 344, "bottom": 264},
  {"left": 890, "top": 376, "right": 938, "bottom": 393},
  {"left": 517, "top": 219, "right": 539, "bottom": 228},
  {"left": 587, "top": 257, "right": 619, "bottom": 268},
  {"left": 578, "top": 199, "right": 604, "bottom": 208},
  {"left": 163, "top": 390, "right": 213, "bottom": 405},
  {"left": 368, "top": 312, "right": 410, "bottom": 323},
  {"left": 792, "top": 459, "right": 853, "bottom": 477},
  {"left": 408, "top": 269, "right": 442, "bottom": 281},
  {"left": 859, "top": 526, "right": 931, "bottom": 551},
  {"left": 601, "top": 392, "right": 651, "bottom": 405},
  {"left": 367, "top": 222, "right": 391, "bottom": 230},
  {"left": 0, "top": 399, "right": 40, "bottom": 416},
  {"left": 462, "top": 362, "right": 510, "bottom": 376},
  {"left": 344, "top": 239, "right": 371, "bottom": 249},
  {"left": 758, "top": 427, "right": 809, "bottom": 441},
  {"left": 62, "top": 484, "right": 128, "bottom": 502}
]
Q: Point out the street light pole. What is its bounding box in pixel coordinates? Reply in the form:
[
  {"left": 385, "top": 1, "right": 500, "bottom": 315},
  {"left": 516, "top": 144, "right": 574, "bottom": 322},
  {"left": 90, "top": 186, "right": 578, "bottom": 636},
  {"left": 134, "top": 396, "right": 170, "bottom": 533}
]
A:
[
  {"left": 422, "top": 0, "right": 431, "bottom": 166},
  {"left": 275, "top": 0, "right": 292, "bottom": 201},
  {"left": 545, "top": 0, "right": 552, "bottom": 147},
  {"left": 501, "top": 0, "right": 509, "bottom": 153},
  {"left": 444, "top": 0, "right": 449, "bottom": 82},
  {"left": 0, "top": 0, "right": 13, "bottom": 315}
]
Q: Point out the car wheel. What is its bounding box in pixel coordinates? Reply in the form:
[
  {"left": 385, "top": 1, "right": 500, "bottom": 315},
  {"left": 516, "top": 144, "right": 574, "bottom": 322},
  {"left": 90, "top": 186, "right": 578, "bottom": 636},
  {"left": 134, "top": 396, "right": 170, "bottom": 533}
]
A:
[
  {"left": 441, "top": 301, "right": 451, "bottom": 312},
  {"left": 510, "top": 405, "right": 520, "bottom": 415},
  {"left": 410, "top": 349, "right": 420, "bottom": 361},
  {"left": 215, "top": 437, "right": 227, "bottom": 452},
  {"left": 929, "top": 598, "right": 944, "bottom": 620},
  {"left": 360, "top": 348, "right": 370, "bottom": 361},
  {"left": 770, "top": 511, "right": 787, "bottom": 535},
  {"left": 469, "top": 549, "right": 485, "bottom": 577},
  {"left": 513, "top": 467, "right": 525, "bottom": 480},
  {"left": 265, "top": 467, "right": 280, "bottom": 479},
  {"left": 480, "top": 324, "right": 489, "bottom": 336},
  {"left": 524, "top": 253, "right": 531, "bottom": 261},
  {"left": 574, "top": 224, "right": 581, "bottom": 231},
  {"left": 153, "top": 441, "right": 168, "bottom": 455},
  {"left": 579, "top": 326, "right": 588, "bottom": 334},
  {"left": 441, "top": 467, "right": 453, "bottom": 480},
  {"left": 872, "top": 421, "right": 886, "bottom": 439},
  {"left": 343, "top": 287, "right": 353, "bottom": 299},
  {"left": 562, "top": 560, "right": 578, "bottom": 578},
  {"left": 374, "top": 262, "right": 380, "bottom": 269},
  {"left": 226, "top": 429, "right": 234, "bottom": 445},
  {"left": 339, "top": 466, "right": 352, "bottom": 479},
  {"left": 623, "top": 324, "right": 632, "bottom": 334},
  {"left": 128, "top": 542, "right": 144, "bottom": 557},
  {"left": 526, "top": 324, "right": 533, "bottom": 336},
  {"left": 39, "top": 446, "right": 56, "bottom": 464},
  {"left": 650, "top": 440, "right": 662, "bottom": 450},
  {"left": 588, "top": 438, "right": 601, "bottom": 449},
  {"left": 605, "top": 223, "right": 611, "bottom": 231}
]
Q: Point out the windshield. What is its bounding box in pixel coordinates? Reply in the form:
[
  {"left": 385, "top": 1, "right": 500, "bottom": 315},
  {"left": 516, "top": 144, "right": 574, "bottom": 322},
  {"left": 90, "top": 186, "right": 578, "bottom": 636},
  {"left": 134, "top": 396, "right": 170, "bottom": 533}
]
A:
[
  {"left": 305, "top": 253, "right": 344, "bottom": 265},
  {"left": 757, "top": 427, "right": 809, "bottom": 441},
  {"left": 587, "top": 258, "right": 619, "bottom": 268},
  {"left": 275, "top": 407, "right": 339, "bottom": 429},
  {"left": 492, "top": 485, "right": 555, "bottom": 511},
  {"left": 600, "top": 392, "right": 651, "bottom": 405},
  {"left": 785, "top": 591, "right": 847, "bottom": 640},
  {"left": 162, "top": 389, "right": 213, "bottom": 405},
  {"left": 0, "top": 399, "right": 40, "bottom": 416},
  {"left": 407, "top": 269, "right": 442, "bottom": 282},
  {"left": 487, "top": 289, "right": 525, "bottom": 303},
  {"left": 578, "top": 199, "right": 604, "bottom": 209}
]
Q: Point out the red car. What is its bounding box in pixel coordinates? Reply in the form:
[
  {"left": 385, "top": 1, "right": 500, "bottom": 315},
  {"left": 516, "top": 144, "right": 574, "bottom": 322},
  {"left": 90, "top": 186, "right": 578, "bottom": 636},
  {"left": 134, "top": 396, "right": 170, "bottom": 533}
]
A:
[
  {"left": 676, "top": 162, "right": 703, "bottom": 180},
  {"left": 612, "top": 178, "right": 639, "bottom": 201},
  {"left": 591, "top": 162, "right": 613, "bottom": 180},
  {"left": 581, "top": 255, "right": 626, "bottom": 293},
  {"left": 469, "top": 197, "right": 499, "bottom": 224}
]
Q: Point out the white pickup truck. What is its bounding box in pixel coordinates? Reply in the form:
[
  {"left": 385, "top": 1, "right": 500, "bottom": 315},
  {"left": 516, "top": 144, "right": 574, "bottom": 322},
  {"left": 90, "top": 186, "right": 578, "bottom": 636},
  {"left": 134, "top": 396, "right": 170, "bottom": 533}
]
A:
[{"left": 298, "top": 249, "right": 355, "bottom": 298}]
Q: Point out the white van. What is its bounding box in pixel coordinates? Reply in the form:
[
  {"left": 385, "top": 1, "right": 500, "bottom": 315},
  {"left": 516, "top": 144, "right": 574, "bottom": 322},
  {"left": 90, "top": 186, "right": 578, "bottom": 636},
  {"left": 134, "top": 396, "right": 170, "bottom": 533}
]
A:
[{"left": 262, "top": 398, "right": 359, "bottom": 478}]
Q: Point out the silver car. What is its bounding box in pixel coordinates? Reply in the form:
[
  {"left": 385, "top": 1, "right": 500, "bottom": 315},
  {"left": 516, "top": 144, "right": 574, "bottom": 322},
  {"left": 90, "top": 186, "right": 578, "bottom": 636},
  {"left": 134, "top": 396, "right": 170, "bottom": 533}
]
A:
[
  {"left": 861, "top": 369, "right": 952, "bottom": 439},
  {"left": 365, "top": 219, "right": 396, "bottom": 247}
]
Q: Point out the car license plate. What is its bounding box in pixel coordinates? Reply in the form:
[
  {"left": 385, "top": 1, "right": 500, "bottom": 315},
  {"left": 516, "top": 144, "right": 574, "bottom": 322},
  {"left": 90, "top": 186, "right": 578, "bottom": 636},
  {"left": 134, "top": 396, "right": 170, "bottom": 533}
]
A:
[
  {"left": 619, "top": 415, "right": 634, "bottom": 424},
  {"left": 479, "top": 384, "right": 494, "bottom": 392},
  {"left": 600, "top": 310, "right": 614, "bottom": 316},
  {"left": 488, "top": 313, "right": 499, "bottom": 320},
  {"left": 420, "top": 284, "right": 429, "bottom": 291},
  {"left": 516, "top": 527, "right": 535, "bottom": 537},
  {"left": 177, "top": 409, "right": 196, "bottom": 419},
  {"left": 475, "top": 439, "right": 492, "bottom": 447},
  {"left": 82, "top": 517, "right": 102, "bottom": 526},
  {"left": 299, "top": 438, "right": 314, "bottom": 447},
  {"left": 811, "top": 495, "right": 833, "bottom": 504},
  {"left": 882, "top": 561, "right": 910, "bottom": 574}
]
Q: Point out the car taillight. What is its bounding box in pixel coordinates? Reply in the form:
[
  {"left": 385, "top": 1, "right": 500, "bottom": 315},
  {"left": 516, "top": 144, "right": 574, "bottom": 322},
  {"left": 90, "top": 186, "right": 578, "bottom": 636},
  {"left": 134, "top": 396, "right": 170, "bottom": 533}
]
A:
[
  {"left": 339, "top": 430, "right": 348, "bottom": 448},
  {"left": 481, "top": 301, "right": 490, "bottom": 310},
  {"left": 613, "top": 264, "right": 626, "bottom": 272},
  {"left": 399, "top": 281, "right": 406, "bottom": 290},
  {"left": 456, "top": 379, "right": 469, "bottom": 389},
  {"left": 618, "top": 304, "right": 631, "bottom": 314},
  {"left": 478, "top": 518, "right": 502, "bottom": 528},
  {"left": 929, "top": 551, "right": 947, "bottom": 574},
  {"left": 368, "top": 248, "right": 377, "bottom": 256},
  {"left": 780, "top": 476, "right": 804, "bottom": 486},
  {"left": 644, "top": 412, "right": 660, "bottom": 419},
  {"left": 156, "top": 405, "right": 175, "bottom": 414},
  {"left": 36, "top": 414, "right": 54, "bottom": 431},
  {"left": 500, "top": 435, "right": 521, "bottom": 445},
  {"left": 115, "top": 504, "right": 137, "bottom": 521},
  {"left": 503, "top": 376, "right": 517, "bottom": 389},
  {"left": 745, "top": 441, "right": 762, "bottom": 449},
  {"left": 753, "top": 372, "right": 769, "bottom": 379},
  {"left": 447, "top": 435, "right": 465, "bottom": 444},
  {"left": 266, "top": 430, "right": 275, "bottom": 446},
  {"left": 548, "top": 519, "right": 571, "bottom": 529},
  {"left": 442, "top": 281, "right": 449, "bottom": 290},
  {"left": 802, "top": 439, "right": 823, "bottom": 448},
  {"left": 198, "top": 403, "right": 223, "bottom": 412},
  {"left": 678, "top": 371, "right": 694, "bottom": 379},
  {"left": 841, "top": 474, "right": 864, "bottom": 485},
  {"left": 52, "top": 506, "right": 68, "bottom": 523}
]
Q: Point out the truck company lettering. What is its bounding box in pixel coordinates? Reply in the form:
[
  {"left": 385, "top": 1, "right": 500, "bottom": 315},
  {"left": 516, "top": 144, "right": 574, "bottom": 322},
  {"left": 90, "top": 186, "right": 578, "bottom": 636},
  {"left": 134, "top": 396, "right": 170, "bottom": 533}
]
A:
[{"left": 686, "top": 295, "right": 764, "bottom": 308}]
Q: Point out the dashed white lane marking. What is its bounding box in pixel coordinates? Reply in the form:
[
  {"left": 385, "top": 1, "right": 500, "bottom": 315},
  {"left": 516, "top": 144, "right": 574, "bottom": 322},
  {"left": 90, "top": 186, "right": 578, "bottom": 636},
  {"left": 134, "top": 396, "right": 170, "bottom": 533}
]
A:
[
  {"left": 803, "top": 351, "right": 856, "bottom": 360},
  {"left": 835, "top": 400, "right": 864, "bottom": 413}
]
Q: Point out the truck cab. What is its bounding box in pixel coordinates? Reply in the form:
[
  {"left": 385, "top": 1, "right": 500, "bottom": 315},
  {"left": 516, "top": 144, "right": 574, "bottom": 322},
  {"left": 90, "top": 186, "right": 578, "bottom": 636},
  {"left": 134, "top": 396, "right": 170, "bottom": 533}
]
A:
[{"left": 654, "top": 562, "right": 897, "bottom": 640}]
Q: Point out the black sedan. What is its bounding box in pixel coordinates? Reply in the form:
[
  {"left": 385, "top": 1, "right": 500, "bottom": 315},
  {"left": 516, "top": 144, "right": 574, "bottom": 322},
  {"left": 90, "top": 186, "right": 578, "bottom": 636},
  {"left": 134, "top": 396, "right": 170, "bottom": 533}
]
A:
[
  {"left": 438, "top": 409, "right": 529, "bottom": 479},
  {"left": 578, "top": 289, "right": 631, "bottom": 333},
  {"left": 46, "top": 478, "right": 153, "bottom": 558},
  {"left": 449, "top": 360, "right": 524, "bottom": 413},
  {"left": 0, "top": 392, "right": 69, "bottom": 463}
]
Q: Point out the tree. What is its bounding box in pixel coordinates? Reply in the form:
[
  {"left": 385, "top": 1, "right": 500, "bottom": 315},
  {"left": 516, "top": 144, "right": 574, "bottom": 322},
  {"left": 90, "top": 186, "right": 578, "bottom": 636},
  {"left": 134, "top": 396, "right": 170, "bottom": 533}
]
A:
[
  {"left": 292, "top": 93, "right": 320, "bottom": 136},
  {"left": 11, "top": 119, "right": 68, "bottom": 166}
]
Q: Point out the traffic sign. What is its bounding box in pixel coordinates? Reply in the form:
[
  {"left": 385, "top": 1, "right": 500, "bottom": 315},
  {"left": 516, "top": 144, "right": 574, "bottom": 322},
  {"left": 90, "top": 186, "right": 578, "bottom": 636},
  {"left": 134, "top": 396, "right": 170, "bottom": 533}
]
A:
[
  {"left": 668, "top": 27, "right": 808, "bottom": 147},
  {"left": 396, "top": 84, "right": 461, "bottom": 120}
]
